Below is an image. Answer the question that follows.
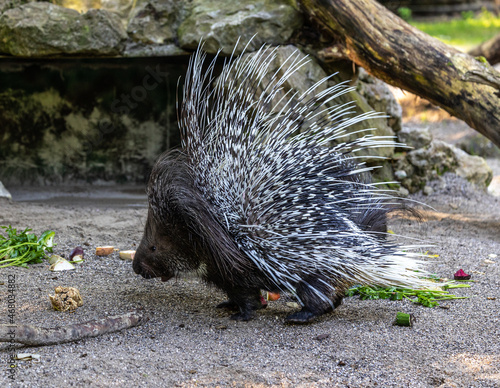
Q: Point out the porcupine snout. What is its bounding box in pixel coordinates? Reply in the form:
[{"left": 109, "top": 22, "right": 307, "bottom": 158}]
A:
[
  {"left": 132, "top": 212, "right": 177, "bottom": 282},
  {"left": 133, "top": 159, "right": 206, "bottom": 283},
  {"left": 133, "top": 234, "right": 175, "bottom": 282}
]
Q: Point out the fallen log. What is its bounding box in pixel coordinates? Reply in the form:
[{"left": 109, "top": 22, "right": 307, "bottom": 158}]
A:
[{"left": 299, "top": 0, "right": 500, "bottom": 148}]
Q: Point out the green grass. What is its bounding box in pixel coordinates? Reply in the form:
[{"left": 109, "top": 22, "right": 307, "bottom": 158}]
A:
[{"left": 410, "top": 10, "right": 500, "bottom": 51}]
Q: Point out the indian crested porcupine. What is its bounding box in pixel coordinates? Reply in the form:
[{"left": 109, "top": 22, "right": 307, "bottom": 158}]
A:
[{"left": 133, "top": 43, "right": 432, "bottom": 323}]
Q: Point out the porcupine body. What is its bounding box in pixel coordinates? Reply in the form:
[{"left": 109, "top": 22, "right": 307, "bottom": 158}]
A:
[{"left": 133, "top": 44, "right": 431, "bottom": 323}]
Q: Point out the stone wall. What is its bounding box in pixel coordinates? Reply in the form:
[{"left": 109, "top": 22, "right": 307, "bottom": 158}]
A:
[
  {"left": 0, "top": 58, "right": 183, "bottom": 185},
  {"left": 0, "top": 0, "right": 307, "bottom": 185}
]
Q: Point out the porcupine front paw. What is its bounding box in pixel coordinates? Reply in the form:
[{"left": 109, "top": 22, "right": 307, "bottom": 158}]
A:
[{"left": 223, "top": 287, "right": 263, "bottom": 321}]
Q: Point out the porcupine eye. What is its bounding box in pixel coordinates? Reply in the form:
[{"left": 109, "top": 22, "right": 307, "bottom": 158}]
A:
[{"left": 150, "top": 246, "right": 156, "bottom": 252}]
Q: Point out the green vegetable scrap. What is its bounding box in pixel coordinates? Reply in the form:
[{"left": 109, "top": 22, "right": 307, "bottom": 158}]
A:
[
  {"left": 394, "top": 312, "right": 414, "bottom": 327},
  {"left": 0, "top": 225, "right": 55, "bottom": 268},
  {"left": 346, "top": 283, "right": 469, "bottom": 308}
]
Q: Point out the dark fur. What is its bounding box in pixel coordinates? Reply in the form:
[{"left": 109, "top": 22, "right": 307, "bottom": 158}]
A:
[
  {"left": 134, "top": 151, "right": 273, "bottom": 320},
  {"left": 133, "top": 150, "right": 393, "bottom": 323}
]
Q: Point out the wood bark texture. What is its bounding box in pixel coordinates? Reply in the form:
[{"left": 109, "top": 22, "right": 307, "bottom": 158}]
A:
[{"left": 299, "top": 0, "right": 500, "bottom": 148}]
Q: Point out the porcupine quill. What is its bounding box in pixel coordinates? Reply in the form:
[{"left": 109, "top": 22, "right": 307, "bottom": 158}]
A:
[{"left": 133, "top": 41, "right": 435, "bottom": 323}]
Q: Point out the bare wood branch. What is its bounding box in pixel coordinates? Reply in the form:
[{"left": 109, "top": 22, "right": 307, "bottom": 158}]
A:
[{"left": 0, "top": 311, "right": 149, "bottom": 346}]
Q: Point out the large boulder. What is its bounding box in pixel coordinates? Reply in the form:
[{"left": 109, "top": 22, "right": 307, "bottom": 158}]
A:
[
  {"left": 0, "top": 2, "right": 127, "bottom": 56},
  {"left": 177, "top": 0, "right": 303, "bottom": 55},
  {"left": 453, "top": 146, "right": 493, "bottom": 188},
  {"left": 123, "top": 0, "right": 189, "bottom": 57},
  {"left": 0, "top": 0, "right": 26, "bottom": 14}
]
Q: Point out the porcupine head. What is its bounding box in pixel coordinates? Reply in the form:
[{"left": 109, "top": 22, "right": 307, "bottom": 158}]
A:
[{"left": 133, "top": 42, "right": 436, "bottom": 324}]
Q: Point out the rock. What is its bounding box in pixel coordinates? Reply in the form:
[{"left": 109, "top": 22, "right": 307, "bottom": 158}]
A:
[
  {"left": 488, "top": 175, "right": 500, "bottom": 197},
  {"left": 0, "top": 180, "right": 11, "bottom": 200},
  {"left": 123, "top": 43, "right": 188, "bottom": 58},
  {"left": 398, "top": 186, "right": 410, "bottom": 197},
  {"left": 397, "top": 126, "right": 433, "bottom": 150},
  {"left": 123, "top": 1, "right": 191, "bottom": 58},
  {"left": 399, "top": 140, "right": 492, "bottom": 192},
  {"left": 0, "top": 0, "right": 26, "bottom": 14},
  {"left": 394, "top": 170, "right": 407, "bottom": 180},
  {"left": 453, "top": 146, "right": 493, "bottom": 189},
  {"left": 407, "top": 140, "right": 456, "bottom": 173},
  {"left": 127, "top": 0, "right": 183, "bottom": 45},
  {"left": 456, "top": 132, "right": 500, "bottom": 158},
  {"left": 357, "top": 68, "right": 403, "bottom": 133},
  {"left": 0, "top": 2, "right": 127, "bottom": 56},
  {"left": 422, "top": 185, "right": 433, "bottom": 196},
  {"left": 177, "top": 0, "right": 303, "bottom": 55}
]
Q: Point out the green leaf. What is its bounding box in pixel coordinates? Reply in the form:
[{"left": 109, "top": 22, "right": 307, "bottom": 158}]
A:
[
  {"left": 38, "top": 230, "right": 55, "bottom": 248},
  {"left": 0, "top": 226, "right": 56, "bottom": 268},
  {"left": 346, "top": 281, "right": 470, "bottom": 308}
]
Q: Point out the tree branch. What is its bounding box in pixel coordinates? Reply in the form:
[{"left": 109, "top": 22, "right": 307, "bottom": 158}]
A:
[{"left": 299, "top": 0, "right": 500, "bottom": 148}]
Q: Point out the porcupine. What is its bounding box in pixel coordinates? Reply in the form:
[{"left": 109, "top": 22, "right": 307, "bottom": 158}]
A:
[{"left": 133, "top": 43, "right": 432, "bottom": 324}]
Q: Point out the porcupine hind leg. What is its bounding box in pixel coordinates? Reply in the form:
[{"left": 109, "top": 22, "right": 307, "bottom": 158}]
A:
[
  {"left": 220, "top": 286, "right": 265, "bottom": 321},
  {"left": 285, "top": 274, "right": 343, "bottom": 324}
]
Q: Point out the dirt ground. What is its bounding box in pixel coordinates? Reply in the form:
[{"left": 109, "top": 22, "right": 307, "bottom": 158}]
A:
[{"left": 1, "top": 119, "right": 499, "bottom": 387}]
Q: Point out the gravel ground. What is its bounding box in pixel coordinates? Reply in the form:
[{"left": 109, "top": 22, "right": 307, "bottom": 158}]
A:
[{"left": 0, "top": 123, "right": 499, "bottom": 387}]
